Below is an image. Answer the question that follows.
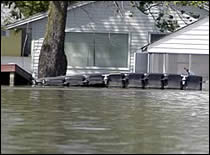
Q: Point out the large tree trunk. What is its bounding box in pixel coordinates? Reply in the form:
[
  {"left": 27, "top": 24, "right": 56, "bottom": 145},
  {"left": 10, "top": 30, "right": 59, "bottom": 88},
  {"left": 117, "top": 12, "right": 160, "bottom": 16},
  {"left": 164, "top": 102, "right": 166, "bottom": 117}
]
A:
[{"left": 38, "top": 1, "right": 68, "bottom": 78}]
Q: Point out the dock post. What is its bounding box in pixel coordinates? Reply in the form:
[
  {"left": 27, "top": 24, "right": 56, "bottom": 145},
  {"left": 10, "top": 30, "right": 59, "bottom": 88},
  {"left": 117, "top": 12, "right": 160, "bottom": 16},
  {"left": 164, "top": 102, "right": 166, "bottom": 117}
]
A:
[{"left": 9, "top": 72, "right": 15, "bottom": 86}]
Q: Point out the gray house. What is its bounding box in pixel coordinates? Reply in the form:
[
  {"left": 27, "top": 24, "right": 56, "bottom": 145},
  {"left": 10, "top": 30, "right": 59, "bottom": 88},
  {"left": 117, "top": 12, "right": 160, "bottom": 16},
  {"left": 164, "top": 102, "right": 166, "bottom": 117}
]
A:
[{"left": 5, "top": 1, "right": 209, "bottom": 79}]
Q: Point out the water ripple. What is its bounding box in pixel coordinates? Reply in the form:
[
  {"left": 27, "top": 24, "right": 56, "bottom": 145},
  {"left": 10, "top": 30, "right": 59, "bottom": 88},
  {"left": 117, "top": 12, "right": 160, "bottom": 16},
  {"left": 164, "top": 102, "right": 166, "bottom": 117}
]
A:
[{"left": 1, "top": 87, "right": 209, "bottom": 154}]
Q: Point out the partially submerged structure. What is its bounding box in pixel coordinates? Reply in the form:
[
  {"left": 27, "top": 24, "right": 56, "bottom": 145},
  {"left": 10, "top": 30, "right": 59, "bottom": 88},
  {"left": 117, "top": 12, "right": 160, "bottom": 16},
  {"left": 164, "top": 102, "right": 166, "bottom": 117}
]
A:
[
  {"left": 35, "top": 72, "right": 203, "bottom": 91},
  {"left": 1, "top": 64, "right": 32, "bottom": 86},
  {"left": 1, "top": 28, "right": 32, "bottom": 73},
  {"left": 4, "top": 1, "right": 209, "bottom": 80},
  {"left": 136, "top": 16, "right": 209, "bottom": 81}
]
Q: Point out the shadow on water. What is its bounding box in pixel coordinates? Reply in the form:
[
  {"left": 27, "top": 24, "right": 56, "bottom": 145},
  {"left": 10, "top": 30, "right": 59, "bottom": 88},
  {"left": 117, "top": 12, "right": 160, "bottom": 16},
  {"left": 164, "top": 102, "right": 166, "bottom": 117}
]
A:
[{"left": 1, "top": 86, "right": 209, "bottom": 154}]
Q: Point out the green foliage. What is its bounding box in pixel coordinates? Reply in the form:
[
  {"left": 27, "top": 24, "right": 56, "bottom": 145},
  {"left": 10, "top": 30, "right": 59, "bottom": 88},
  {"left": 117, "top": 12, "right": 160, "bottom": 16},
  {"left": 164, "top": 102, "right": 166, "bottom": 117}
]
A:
[
  {"left": 2, "top": 1, "right": 208, "bottom": 32},
  {"left": 2, "top": 1, "right": 49, "bottom": 18},
  {"left": 131, "top": 1, "right": 208, "bottom": 32},
  {"left": 173, "top": 1, "right": 208, "bottom": 8}
]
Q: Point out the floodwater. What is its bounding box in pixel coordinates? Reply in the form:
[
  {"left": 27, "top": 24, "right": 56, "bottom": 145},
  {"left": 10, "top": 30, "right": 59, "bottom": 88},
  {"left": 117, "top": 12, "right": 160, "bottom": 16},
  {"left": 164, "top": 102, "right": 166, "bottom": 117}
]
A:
[{"left": 1, "top": 87, "right": 209, "bottom": 154}]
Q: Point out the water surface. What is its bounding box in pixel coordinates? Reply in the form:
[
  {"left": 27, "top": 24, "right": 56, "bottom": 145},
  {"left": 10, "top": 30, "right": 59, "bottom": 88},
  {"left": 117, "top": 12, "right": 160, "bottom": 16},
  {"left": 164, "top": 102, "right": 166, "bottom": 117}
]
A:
[{"left": 1, "top": 87, "right": 209, "bottom": 154}]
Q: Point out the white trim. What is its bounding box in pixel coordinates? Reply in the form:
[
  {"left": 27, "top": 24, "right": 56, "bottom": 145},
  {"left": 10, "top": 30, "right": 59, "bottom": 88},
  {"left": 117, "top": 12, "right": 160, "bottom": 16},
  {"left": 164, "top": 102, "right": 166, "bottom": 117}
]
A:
[
  {"left": 147, "top": 50, "right": 208, "bottom": 55},
  {"left": 65, "top": 29, "right": 130, "bottom": 34},
  {"left": 128, "top": 32, "right": 131, "bottom": 72},
  {"left": 163, "top": 54, "right": 166, "bottom": 73},
  {"left": 6, "top": 14, "right": 48, "bottom": 30},
  {"left": 67, "top": 66, "right": 129, "bottom": 71},
  {"left": 147, "top": 53, "right": 150, "bottom": 73}
]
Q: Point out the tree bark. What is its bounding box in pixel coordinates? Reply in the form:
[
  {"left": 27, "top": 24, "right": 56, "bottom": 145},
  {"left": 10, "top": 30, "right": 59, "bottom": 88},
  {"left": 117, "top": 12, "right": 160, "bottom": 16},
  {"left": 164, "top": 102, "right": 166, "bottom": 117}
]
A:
[{"left": 38, "top": 1, "right": 68, "bottom": 78}]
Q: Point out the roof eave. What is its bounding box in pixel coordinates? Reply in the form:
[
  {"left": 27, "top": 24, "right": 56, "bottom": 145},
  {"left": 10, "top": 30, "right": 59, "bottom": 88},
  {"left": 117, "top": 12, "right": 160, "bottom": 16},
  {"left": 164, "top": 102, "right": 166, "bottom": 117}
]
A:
[
  {"left": 5, "top": 13, "right": 48, "bottom": 29},
  {"left": 5, "top": 1, "right": 95, "bottom": 30}
]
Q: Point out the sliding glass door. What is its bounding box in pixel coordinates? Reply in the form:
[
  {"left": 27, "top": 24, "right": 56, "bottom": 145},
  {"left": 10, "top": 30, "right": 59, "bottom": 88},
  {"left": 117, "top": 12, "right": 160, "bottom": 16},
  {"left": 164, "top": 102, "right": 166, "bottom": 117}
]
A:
[{"left": 65, "top": 32, "right": 128, "bottom": 68}]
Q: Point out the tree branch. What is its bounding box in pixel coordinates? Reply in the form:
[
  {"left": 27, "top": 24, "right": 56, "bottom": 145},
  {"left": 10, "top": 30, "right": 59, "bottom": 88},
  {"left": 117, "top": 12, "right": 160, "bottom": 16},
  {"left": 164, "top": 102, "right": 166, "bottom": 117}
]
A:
[
  {"left": 168, "top": 3, "right": 188, "bottom": 25},
  {"left": 113, "top": 1, "right": 123, "bottom": 16},
  {"left": 145, "top": 2, "right": 163, "bottom": 12}
]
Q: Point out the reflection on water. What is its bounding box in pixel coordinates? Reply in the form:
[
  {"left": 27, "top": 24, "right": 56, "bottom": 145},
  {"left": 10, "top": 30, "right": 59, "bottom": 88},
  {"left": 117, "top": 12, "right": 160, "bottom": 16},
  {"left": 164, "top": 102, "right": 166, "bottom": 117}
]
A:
[{"left": 1, "top": 87, "right": 209, "bottom": 154}]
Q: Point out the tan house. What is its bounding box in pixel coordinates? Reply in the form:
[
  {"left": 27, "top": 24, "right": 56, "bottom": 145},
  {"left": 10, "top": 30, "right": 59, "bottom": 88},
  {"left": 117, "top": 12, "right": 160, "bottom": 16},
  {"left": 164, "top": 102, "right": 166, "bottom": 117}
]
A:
[{"left": 1, "top": 27, "right": 32, "bottom": 73}]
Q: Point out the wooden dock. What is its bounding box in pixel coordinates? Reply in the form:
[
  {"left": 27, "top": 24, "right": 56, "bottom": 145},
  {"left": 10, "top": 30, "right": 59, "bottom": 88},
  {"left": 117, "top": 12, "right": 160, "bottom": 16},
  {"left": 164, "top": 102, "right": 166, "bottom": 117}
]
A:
[{"left": 1, "top": 64, "right": 32, "bottom": 86}]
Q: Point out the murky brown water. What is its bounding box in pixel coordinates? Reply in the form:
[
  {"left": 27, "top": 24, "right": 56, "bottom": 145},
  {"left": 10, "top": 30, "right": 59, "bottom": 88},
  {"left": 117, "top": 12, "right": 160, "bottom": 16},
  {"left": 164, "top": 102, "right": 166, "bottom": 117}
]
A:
[{"left": 1, "top": 87, "right": 209, "bottom": 154}]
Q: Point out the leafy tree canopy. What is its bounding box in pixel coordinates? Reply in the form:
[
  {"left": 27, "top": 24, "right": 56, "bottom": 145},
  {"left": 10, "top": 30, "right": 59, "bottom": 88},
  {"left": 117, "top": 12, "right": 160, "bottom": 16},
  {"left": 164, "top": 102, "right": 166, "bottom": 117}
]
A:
[
  {"left": 2, "top": 1, "right": 208, "bottom": 32},
  {"left": 2, "top": 1, "right": 49, "bottom": 19},
  {"left": 129, "top": 1, "right": 208, "bottom": 32}
]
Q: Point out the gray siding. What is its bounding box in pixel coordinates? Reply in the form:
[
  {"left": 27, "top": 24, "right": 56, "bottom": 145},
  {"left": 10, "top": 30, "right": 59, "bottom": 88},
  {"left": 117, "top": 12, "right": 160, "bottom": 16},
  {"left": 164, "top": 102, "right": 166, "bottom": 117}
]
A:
[{"left": 30, "top": 1, "right": 208, "bottom": 78}]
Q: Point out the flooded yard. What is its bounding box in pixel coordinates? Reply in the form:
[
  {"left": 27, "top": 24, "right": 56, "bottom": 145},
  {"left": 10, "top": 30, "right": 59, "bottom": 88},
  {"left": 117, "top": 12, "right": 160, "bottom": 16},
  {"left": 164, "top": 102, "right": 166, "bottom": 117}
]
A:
[{"left": 1, "top": 87, "right": 209, "bottom": 154}]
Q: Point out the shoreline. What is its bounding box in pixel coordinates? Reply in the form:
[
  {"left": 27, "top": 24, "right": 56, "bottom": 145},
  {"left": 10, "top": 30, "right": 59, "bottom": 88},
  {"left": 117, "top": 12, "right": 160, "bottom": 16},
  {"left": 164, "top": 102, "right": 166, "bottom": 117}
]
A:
[{"left": 1, "top": 85, "right": 209, "bottom": 92}]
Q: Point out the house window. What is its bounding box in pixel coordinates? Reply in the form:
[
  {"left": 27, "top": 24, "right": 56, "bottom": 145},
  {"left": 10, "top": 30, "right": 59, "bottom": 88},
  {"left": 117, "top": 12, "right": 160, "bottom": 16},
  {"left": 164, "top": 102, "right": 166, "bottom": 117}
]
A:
[
  {"left": 64, "top": 32, "right": 128, "bottom": 68},
  {"left": 149, "top": 33, "right": 168, "bottom": 43}
]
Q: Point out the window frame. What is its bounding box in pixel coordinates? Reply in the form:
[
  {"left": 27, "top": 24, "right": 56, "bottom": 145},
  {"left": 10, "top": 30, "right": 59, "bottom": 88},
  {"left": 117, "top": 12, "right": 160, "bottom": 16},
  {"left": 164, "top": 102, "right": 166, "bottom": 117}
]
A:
[
  {"left": 65, "top": 30, "right": 130, "bottom": 71},
  {"left": 148, "top": 32, "right": 169, "bottom": 44}
]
